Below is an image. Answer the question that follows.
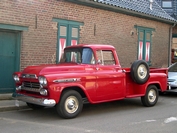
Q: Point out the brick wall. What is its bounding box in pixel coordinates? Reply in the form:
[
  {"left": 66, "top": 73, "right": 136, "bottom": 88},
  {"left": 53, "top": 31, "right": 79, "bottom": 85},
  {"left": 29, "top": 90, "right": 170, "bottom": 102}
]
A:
[{"left": 0, "top": 0, "right": 171, "bottom": 69}]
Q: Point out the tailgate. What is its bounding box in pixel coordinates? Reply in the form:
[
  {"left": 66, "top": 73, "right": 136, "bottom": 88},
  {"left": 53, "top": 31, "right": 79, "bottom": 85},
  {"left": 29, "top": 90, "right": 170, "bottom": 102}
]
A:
[{"left": 150, "top": 68, "right": 168, "bottom": 74}]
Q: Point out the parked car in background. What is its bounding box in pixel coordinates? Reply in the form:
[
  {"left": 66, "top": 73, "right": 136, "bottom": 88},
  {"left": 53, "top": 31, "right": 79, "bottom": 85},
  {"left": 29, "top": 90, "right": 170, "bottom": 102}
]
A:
[{"left": 167, "top": 62, "right": 177, "bottom": 93}]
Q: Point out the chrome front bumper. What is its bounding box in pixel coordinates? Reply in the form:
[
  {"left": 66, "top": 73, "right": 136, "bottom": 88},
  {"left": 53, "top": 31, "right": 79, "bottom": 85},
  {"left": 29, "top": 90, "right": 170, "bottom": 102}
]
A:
[{"left": 12, "top": 93, "right": 56, "bottom": 107}]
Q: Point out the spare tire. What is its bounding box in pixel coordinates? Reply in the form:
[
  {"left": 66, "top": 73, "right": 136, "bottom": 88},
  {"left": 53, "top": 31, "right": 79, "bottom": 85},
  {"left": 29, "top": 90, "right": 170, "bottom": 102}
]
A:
[{"left": 130, "top": 60, "right": 149, "bottom": 84}]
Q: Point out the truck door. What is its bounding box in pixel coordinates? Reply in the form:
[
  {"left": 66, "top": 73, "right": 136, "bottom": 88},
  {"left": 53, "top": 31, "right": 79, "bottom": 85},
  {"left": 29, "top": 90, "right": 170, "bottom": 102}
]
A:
[{"left": 95, "top": 50, "right": 125, "bottom": 101}]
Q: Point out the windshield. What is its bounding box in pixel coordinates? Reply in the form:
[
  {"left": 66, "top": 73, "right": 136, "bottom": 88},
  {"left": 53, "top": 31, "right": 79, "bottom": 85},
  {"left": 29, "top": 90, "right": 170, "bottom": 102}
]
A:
[
  {"left": 168, "top": 63, "right": 177, "bottom": 72},
  {"left": 60, "top": 47, "right": 95, "bottom": 64}
]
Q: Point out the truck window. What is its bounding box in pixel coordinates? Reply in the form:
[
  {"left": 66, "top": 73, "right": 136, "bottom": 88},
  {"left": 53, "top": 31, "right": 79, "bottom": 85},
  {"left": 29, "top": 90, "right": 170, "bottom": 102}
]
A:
[
  {"left": 66, "top": 51, "right": 81, "bottom": 63},
  {"left": 60, "top": 48, "right": 95, "bottom": 64},
  {"left": 96, "top": 50, "right": 115, "bottom": 65},
  {"left": 82, "top": 48, "right": 95, "bottom": 64}
]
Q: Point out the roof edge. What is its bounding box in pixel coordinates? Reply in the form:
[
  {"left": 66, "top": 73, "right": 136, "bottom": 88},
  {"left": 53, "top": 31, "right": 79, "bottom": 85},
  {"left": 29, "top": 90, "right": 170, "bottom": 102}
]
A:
[{"left": 65, "top": 0, "right": 177, "bottom": 25}]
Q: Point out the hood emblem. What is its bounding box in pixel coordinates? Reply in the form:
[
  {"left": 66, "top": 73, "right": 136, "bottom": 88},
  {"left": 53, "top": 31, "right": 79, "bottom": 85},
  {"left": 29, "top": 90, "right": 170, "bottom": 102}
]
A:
[{"left": 21, "top": 74, "right": 37, "bottom": 79}]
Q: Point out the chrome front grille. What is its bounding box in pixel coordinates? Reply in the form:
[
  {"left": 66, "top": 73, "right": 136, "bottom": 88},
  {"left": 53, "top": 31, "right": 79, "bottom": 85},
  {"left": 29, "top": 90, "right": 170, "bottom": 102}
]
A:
[
  {"left": 23, "top": 81, "right": 40, "bottom": 88},
  {"left": 22, "top": 81, "right": 40, "bottom": 92}
]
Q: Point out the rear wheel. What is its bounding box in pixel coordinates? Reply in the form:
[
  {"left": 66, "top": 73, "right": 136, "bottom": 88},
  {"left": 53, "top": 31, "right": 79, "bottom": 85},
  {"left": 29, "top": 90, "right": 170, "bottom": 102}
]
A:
[
  {"left": 141, "top": 85, "right": 158, "bottom": 107},
  {"left": 56, "top": 90, "right": 83, "bottom": 119}
]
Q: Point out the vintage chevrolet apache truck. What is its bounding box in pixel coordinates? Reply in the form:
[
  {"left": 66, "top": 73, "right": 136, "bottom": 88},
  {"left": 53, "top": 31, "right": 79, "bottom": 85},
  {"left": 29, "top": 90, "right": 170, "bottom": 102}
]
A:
[{"left": 12, "top": 44, "right": 168, "bottom": 119}]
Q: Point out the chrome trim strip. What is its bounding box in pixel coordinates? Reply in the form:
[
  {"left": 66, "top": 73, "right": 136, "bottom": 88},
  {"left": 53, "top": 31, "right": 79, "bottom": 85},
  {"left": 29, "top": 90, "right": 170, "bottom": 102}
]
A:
[
  {"left": 12, "top": 93, "right": 56, "bottom": 107},
  {"left": 53, "top": 78, "right": 81, "bottom": 83}
]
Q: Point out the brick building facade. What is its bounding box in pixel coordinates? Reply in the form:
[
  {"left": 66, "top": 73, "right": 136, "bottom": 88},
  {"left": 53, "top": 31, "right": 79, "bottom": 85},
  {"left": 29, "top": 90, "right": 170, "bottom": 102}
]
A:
[
  {"left": 0, "top": 0, "right": 176, "bottom": 93},
  {"left": 156, "top": 0, "right": 177, "bottom": 60}
]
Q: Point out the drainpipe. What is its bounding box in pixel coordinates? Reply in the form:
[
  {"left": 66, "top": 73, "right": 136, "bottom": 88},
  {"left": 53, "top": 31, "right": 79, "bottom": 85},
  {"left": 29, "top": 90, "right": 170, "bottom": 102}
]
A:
[{"left": 169, "top": 23, "right": 176, "bottom": 66}]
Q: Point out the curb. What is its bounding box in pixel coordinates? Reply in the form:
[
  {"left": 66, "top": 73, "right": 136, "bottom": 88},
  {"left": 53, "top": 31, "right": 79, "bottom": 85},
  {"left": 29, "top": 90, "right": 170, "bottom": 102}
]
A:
[
  {"left": 0, "top": 93, "right": 29, "bottom": 112},
  {"left": 0, "top": 104, "right": 29, "bottom": 112},
  {"left": 0, "top": 100, "right": 29, "bottom": 112},
  {"left": 0, "top": 93, "right": 13, "bottom": 100}
]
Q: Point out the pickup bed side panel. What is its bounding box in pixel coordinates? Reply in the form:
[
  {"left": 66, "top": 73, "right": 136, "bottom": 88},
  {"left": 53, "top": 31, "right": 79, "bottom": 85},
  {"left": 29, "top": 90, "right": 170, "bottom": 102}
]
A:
[{"left": 125, "top": 71, "right": 167, "bottom": 97}]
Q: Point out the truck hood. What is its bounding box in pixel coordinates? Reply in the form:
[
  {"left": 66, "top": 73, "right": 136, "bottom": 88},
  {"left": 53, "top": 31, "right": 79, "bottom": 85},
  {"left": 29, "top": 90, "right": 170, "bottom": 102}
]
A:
[{"left": 22, "top": 63, "right": 86, "bottom": 76}]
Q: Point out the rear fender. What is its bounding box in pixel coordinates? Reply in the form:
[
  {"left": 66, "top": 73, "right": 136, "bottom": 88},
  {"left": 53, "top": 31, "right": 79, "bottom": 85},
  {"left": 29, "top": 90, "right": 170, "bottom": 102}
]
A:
[
  {"left": 148, "top": 73, "right": 167, "bottom": 92},
  {"left": 144, "top": 81, "right": 166, "bottom": 94}
]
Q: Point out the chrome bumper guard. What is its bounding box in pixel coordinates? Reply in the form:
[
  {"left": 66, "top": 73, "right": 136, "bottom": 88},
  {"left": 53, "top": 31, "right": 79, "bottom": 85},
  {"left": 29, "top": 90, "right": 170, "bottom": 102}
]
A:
[
  {"left": 12, "top": 93, "right": 56, "bottom": 107},
  {"left": 168, "top": 82, "right": 171, "bottom": 90}
]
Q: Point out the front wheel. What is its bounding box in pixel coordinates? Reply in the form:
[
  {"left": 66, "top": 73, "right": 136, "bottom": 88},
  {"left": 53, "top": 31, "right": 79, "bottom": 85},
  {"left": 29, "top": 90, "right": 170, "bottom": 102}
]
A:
[
  {"left": 56, "top": 90, "right": 83, "bottom": 119},
  {"left": 141, "top": 85, "right": 158, "bottom": 107}
]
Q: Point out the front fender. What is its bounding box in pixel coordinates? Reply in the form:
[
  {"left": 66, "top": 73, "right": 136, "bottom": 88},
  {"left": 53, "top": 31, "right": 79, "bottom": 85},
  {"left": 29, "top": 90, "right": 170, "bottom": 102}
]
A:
[{"left": 48, "top": 83, "right": 94, "bottom": 104}]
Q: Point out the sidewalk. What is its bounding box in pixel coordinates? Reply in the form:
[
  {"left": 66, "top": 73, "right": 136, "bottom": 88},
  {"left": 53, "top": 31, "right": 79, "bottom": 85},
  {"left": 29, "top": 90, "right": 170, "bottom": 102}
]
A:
[{"left": 0, "top": 93, "right": 28, "bottom": 112}]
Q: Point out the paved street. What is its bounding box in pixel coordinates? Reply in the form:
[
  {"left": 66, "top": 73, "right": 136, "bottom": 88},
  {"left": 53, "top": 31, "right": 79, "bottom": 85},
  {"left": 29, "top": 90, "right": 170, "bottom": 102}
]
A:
[{"left": 0, "top": 93, "right": 177, "bottom": 133}]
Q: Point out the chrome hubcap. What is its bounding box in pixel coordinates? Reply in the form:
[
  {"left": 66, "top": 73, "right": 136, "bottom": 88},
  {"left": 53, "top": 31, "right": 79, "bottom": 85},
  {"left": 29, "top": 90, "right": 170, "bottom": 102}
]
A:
[
  {"left": 65, "top": 96, "right": 79, "bottom": 114},
  {"left": 137, "top": 64, "right": 147, "bottom": 79},
  {"left": 148, "top": 89, "right": 156, "bottom": 103}
]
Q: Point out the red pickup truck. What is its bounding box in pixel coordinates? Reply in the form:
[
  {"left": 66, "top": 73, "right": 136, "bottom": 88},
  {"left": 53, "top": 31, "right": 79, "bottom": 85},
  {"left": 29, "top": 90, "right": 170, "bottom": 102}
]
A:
[{"left": 12, "top": 44, "right": 168, "bottom": 119}]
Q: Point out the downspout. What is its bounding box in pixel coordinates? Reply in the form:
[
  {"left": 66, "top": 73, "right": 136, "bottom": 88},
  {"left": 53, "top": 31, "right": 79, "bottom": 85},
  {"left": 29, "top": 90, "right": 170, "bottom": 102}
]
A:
[{"left": 168, "top": 23, "right": 176, "bottom": 66}]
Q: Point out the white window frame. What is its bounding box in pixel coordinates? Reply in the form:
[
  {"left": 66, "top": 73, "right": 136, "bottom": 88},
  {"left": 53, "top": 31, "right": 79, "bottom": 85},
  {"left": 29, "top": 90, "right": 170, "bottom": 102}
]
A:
[{"left": 162, "top": 1, "right": 172, "bottom": 8}]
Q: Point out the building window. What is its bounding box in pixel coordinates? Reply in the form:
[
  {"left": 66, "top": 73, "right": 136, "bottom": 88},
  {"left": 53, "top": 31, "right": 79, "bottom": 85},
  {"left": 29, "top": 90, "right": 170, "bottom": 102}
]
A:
[
  {"left": 135, "top": 26, "right": 155, "bottom": 65},
  {"left": 53, "top": 18, "right": 83, "bottom": 63},
  {"left": 162, "top": 1, "right": 172, "bottom": 8}
]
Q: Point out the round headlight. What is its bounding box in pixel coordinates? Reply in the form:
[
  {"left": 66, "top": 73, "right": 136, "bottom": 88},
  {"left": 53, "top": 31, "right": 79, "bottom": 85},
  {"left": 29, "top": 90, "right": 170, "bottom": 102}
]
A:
[
  {"left": 13, "top": 75, "right": 20, "bottom": 82},
  {"left": 40, "top": 89, "right": 48, "bottom": 96},
  {"left": 43, "top": 78, "right": 47, "bottom": 85},
  {"left": 38, "top": 76, "right": 47, "bottom": 86},
  {"left": 39, "top": 76, "right": 44, "bottom": 84}
]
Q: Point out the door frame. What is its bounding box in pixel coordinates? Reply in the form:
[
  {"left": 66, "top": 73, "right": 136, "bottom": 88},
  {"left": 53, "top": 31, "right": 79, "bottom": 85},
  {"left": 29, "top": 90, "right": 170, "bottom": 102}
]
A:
[{"left": 0, "top": 23, "right": 28, "bottom": 93}]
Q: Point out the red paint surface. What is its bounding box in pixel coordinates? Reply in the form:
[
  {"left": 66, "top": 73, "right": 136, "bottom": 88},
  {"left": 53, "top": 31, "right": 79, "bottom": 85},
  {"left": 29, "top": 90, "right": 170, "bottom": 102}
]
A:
[{"left": 14, "top": 44, "right": 168, "bottom": 104}]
